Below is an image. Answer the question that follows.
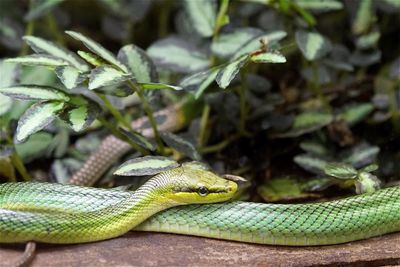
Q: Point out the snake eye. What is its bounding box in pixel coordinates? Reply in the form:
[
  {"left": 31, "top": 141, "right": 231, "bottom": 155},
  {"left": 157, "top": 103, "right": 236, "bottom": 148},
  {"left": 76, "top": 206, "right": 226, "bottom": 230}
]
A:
[{"left": 198, "top": 186, "right": 209, "bottom": 196}]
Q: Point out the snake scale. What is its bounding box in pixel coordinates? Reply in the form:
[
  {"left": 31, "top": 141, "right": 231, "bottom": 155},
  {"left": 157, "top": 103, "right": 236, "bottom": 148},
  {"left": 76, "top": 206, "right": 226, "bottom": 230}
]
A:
[{"left": 1, "top": 103, "right": 399, "bottom": 248}]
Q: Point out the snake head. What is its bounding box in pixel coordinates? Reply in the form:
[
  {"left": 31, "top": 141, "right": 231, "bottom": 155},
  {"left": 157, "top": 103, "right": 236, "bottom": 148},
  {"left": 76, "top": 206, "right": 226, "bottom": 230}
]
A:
[{"left": 159, "top": 164, "right": 238, "bottom": 205}]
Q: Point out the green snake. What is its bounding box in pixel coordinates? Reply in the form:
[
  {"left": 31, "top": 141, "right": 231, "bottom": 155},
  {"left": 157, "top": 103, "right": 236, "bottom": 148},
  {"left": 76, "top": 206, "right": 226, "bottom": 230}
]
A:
[
  {"left": 1, "top": 102, "right": 400, "bottom": 251},
  {"left": 1, "top": 165, "right": 400, "bottom": 246}
]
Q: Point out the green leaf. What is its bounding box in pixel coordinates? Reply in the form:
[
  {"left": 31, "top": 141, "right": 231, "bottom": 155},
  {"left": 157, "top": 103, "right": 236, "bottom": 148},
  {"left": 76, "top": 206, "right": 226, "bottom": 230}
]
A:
[
  {"left": 15, "top": 132, "right": 53, "bottom": 162},
  {"left": 114, "top": 156, "right": 179, "bottom": 176},
  {"left": 147, "top": 37, "right": 209, "bottom": 73},
  {"left": 180, "top": 67, "right": 219, "bottom": 98},
  {"left": 23, "top": 36, "right": 89, "bottom": 71},
  {"left": 24, "top": 0, "right": 64, "bottom": 21},
  {"left": 352, "top": 0, "right": 373, "bottom": 35},
  {"left": 0, "top": 60, "right": 18, "bottom": 115},
  {"left": 324, "top": 162, "right": 358, "bottom": 179},
  {"left": 65, "top": 30, "right": 128, "bottom": 73},
  {"left": 211, "top": 28, "right": 263, "bottom": 58},
  {"left": 139, "top": 83, "right": 182, "bottom": 91},
  {"left": 5, "top": 54, "right": 70, "bottom": 68},
  {"left": 55, "top": 66, "right": 86, "bottom": 90},
  {"left": 0, "top": 60, "right": 19, "bottom": 87},
  {"left": 257, "top": 176, "right": 320, "bottom": 202},
  {"left": 295, "top": 30, "right": 332, "bottom": 61},
  {"left": 0, "top": 85, "right": 70, "bottom": 101},
  {"left": 216, "top": 55, "right": 249, "bottom": 89},
  {"left": 15, "top": 101, "right": 64, "bottom": 143},
  {"left": 119, "top": 127, "right": 155, "bottom": 151},
  {"left": 277, "top": 111, "right": 333, "bottom": 138},
  {"left": 184, "top": 0, "right": 216, "bottom": 37},
  {"left": 88, "top": 65, "right": 130, "bottom": 90},
  {"left": 338, "top": 103, "right": 374, "bottom": 126},
  {"left": 355, "top": 31, "right": 380, "bottom": 50},
  {"left": 294, "top": 154, "right": 329, "bottom": 175},
  {"left": 294, "top": 0, "right": 343, "bottom": 11},
  {"left": 299, "top": 141, "right": 329, "bottom": 156},
  {"left": 250, "top": 51, "right": 286, "bottom": 63},
  {"left": 360, "top": 163, "right": 378, "bottom": 173},
  {"left": 0, "top": 95, "right": 12, "bottom": 115},
  {"left": 233, "top": 31, "right": 287, "bottom": 59},
  {"left": 342, "top": 144, "right": 380, "bottom": 168},
  {"left": 382, "top": 0, "right": 400, "bottom": 8},
  {"left": 161, "top": 132, "right": 201, "bottom": 160},
  {"left": 118, "top": 44, "right": 158, "bottom": 83}
]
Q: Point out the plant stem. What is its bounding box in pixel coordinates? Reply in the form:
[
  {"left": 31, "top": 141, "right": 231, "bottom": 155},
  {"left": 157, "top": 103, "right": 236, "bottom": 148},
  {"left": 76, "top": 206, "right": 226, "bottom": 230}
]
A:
[
  {"left": 10, "top": 152, "right": 31, "bottom": 181},
  {"left": 210, "top": 0, "right": 230, "bottom": 65},
  {"left": 6, "top": 136, "right": 31, "bottom": 181},
  {"left": 20, "top": 21, "right": 35, "bottom": 56},
  {"left": 46, "top": 14, "right": 65, "bottom": 46},
  {"left": 198, "top": 104, "right": 211, "bottom": 147},
  {"left": 214, "top": 0, "right": 230, "bottom": 37},
  {"left": 311, "top": 61, "right": 331, "bottom": 113},
  {"left": 96, "top": 93, "right": 151, "bottom": 154},
  {"left": 200, "top": 134, "right": 238, "bottom": 154},
  {"left": 158, "top": 0, "right": 171, "bottom": 38},
  {"left": 96, "top": 93, "right": 135, "bottom": 131},
  {"left": 126, "top": 81, "right": 164, "bottom": 153},
  {"left": 97, "top": 116, "right": 149, "bottom": 155}
]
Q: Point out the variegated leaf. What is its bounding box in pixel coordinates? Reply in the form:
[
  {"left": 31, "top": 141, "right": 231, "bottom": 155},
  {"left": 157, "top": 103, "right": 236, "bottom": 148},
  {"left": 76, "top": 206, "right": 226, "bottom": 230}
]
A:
[
  {"left": 0, "top": 95, "right": 12, "bottom": 115},
  {"left": 77, "top": 50, "right": 107, "bottom": 67},
  {"left": 147, "top": 37, "right": 209, "bottom": 73},
  {"left": 55, "top": 66, "right": 86, "bottom": 89},
  {"left": 343, "top": 144, "right": 380, "bottom": 168},
  {"left": 180, "top": 67, "right": 219, "bottom": 98},
  {"left": 216, "top": 55, "right": 249, "bottom": 89},
  {"left": 250, "top": 51, "right": 286, "bottom": 63},
  {"left": 323, "top": 163, "right": 358, "bottom": 179},
  {"left": 117, "top": 44, "right": 158, "bottom": 83},
  {"left": 211, "top": 28, "right": 263, "bottom": 58},
  {"left": 293, "top": 154, "right": 328, "bottom": 175},
  {"left": 184, "top": 0, "right": 216, "bottom": 37},
  {"left": 295, "top": 0, "right": 343, "bottom": 11},
  {"left": 0, "top": 85, "right": 70, "bottom": 101},
  {"left": 5, "top": 54, "right": 70, "bottom": 67},
  {"left": 66, "top": 102, "right": 99, "bottom": 132},
  {"left": 15, "top": 101, "right": 64, "bottom": 143},
  {"left": 140, "top": 83, "right": 182, "bottom": 91},
  {"left": 23, "top": 35, "right": 89, "bottom": 71},
  {"left": 119, "top": 127, "right": 155, "bottom": 151},
  {"left": 65, "top": 31, "right": 128, "bottom": 73},
  {"left": 276, "top": 111, "right": 333, "bottom": 138},
  {"left": 233, "top": 31, "right": 287, "bottom": 59},
  {"left": 88, "top": 65, "right": 130, "bottom": 90},
  {"left": 114, "top": 156, "right": 179, "bottom": 176},
  {"left": 161, "top": 132, "right": 201, "bottom": 160},
  {"left": 24, "top": 0, "right": 64, "bottom": 21},
  {"left": 295, "top": 30, "right": 332, "bottom": 61}
]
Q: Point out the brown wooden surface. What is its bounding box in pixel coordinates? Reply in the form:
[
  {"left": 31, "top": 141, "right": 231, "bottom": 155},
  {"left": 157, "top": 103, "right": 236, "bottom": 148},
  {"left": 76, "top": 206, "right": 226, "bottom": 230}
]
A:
[{"left": 1, "top": 232, "right": 400, "bottom": 267}]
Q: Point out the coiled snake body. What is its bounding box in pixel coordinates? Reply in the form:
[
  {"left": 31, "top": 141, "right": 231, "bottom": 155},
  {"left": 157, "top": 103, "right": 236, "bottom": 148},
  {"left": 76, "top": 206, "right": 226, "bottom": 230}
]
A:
[
  {"left": 1, "top": 104, "right": 400, "bottom": 247},
  {"left": 1, "top": 169, "right": 399, "bottom": 245}
]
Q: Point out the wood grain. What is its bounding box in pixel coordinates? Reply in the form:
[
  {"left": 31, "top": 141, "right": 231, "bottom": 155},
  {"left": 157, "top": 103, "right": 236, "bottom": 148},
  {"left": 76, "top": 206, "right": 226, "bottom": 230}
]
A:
[{"left": 1, "top": 232, "right": 400, "bottom": 266}]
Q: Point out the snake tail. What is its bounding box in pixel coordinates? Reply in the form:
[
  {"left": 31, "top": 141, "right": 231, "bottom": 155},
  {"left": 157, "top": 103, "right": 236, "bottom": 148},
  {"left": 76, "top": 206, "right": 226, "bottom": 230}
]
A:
[{"left": 136, "top": 186, "right": 400, "bottom": 246}]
